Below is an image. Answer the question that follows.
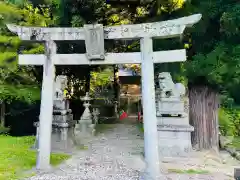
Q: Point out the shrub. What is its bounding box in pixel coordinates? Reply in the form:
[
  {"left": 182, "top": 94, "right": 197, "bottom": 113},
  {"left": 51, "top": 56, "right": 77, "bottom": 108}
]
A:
[
  {"left": 219, "top": 107, "right": 240, "bottom": 137},
  {"left": 218, "top": 108, "right": 236, "bottom": 136},
  {"left": 230, "top": 109, "right": 240, "bottom": 136},
  {"left": 0, "top": 126, "right": 10, "bottom": 135}
]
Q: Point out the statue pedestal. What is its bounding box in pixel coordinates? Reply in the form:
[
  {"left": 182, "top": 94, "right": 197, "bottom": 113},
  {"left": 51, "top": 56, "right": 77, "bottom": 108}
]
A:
[
  {"left": 33, "top": 75, "right": 76, "bottom": 153},
  {"left": 155, "top": 75, "right": 194, "bottom": 157},
  {"left": 156, "top": 98, "right": 185, "bottom": 115},
  {"left": 157, "top": 125, "right": 194, "bottom": 157},
  {"left": 75, "top": 120, "right": 93, "bottom": 136},
  {"left": 156, "top": 99, "right": 194, "bottom": 157},
  {"left": 34, "top": 113, "right": 76, "bottom": 154},
  {"left": 74, "top": 93, "right": 97, "bottom": 146}
]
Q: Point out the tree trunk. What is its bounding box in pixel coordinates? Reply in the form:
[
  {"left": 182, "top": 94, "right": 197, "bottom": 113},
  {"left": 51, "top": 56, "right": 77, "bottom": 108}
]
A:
[
  {"left": 113, "top": 65, "right": 120, "bottom": 117},
  {"left": 189, "top": 86, "right": 219, "bottom": 151},
  {"left": 85, "top": 67, "right": 91, "bottom": 93},
  {"left": 0, "top": 101, "right": 5, "bottom": 127}
]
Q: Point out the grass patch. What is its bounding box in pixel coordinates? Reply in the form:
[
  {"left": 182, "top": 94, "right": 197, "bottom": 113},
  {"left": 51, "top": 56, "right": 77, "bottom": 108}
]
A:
[
  {"left": 95, "top": 124, "right": 117, "bottom": 135},
  {"left": 225, "top": 136, "right": 240, "bottom": 150},
  {"left": 231, "top": 137, "right": 240, "bottom": 150},
  {"left": 77, "top": 145, "right": 89, "bottom": 150},
  {"left": 0, "top": 135, "right": 70, "bottom": 180},
  {"left": 168, "top": 168, "right": 210, "bottom": 174},
  {"left": 136, "top": 123, "right": 144, "bottom": 133}
]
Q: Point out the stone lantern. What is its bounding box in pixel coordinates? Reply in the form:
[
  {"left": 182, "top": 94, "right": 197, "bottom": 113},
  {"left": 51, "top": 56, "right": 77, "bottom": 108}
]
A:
[{"left": 75, "top": 92, "right": 95, "bottom": 140}]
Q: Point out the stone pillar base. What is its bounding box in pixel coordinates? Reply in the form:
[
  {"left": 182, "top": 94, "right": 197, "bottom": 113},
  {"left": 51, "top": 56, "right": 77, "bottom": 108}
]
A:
[
  {"left": 73, "top": 123, "right": 95, "bottom": 146},
  {"left": 33, "top": 121, "right": 76, "bottom": 154},
  {"left": 51, "top": 126, "right": 76, "bottom": 153},
  {"left": 157, "top": 124, "right": 194, "bottom": 157}
]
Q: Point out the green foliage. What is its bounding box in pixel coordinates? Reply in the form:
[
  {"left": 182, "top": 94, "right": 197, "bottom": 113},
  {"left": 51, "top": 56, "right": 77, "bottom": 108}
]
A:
[
  {"left": 184, "top": 1, "right": 240, "bottom": 90},
  {"left": 219, "top": 108, "right": 240, "bottom": 137},
  {"left": 137, "top": 122, "right": 144, "bottom": 133},
  {"left": 0, "top": 84, "right": 40, "bottom": 103},
  {"left": 22, "top": 45, "right": 45, "bottom": 54},
  {"left": 230, "top": 137, "right": 240, "bottom": 150},
  {"left": 185, "top": 42, "right": 239, "bottom": 88},
  {"left": 0, "top": 126, "right": 10, "bottom": 134},
  {"left": 229, "top": 109, "right": 240, "bottom": 137},
  {"left": 90, "top": 67, "right": 113, "bottom": 88},
  {"left": 0, "top": 35, "right": 21, "bottom": 46},
  {"left": 151, "top": 0, "right": 240, "bottom": 97},
  {"left": 90, "top": 67, "right": 113, "bottom": 96},
  {"left": 218, "top": 108, "right": 236, "bottom": 136},
  {"left": 0, "top": 1, "right": 52, "bottom": 103}
]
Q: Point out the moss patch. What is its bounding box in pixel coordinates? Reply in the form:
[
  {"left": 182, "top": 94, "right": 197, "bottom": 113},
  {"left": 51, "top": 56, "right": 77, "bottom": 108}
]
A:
[
  {"left": 136, "top": 123, "right": 144, "bottom": 133},
  {"left": 0, "top": 135, "right": 70, "bottom": 180},
  {"left": 77, "top": 145, "right": 89, "bottom": 150},
  {"left": 168, "top": 168, "right": 210, "bottom": 174}
]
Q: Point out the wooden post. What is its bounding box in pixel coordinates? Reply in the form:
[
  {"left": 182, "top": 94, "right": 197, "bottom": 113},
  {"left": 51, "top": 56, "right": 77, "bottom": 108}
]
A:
[
  {"left": 36, "top": 40, "right": 56, "bottom": 170},
  {"left": 140, "top": 37, "right": 161, "bottom": 179}
]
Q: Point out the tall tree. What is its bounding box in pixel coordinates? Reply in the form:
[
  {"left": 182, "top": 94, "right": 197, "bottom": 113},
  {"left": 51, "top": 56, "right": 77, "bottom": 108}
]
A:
[
  {"left": 121, "top": 0, "right": 239, "bottom": 150},
  {"left": 183, "top": 0, "right": 240, "bottom": 150},
  {"left": 0, "top": 1, "right": 53, "bottom": 126}
]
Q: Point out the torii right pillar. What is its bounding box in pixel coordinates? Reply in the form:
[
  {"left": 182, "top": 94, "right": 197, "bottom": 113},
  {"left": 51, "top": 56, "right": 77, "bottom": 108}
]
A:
[{"left": 139, "top": 16, "right": 202, "bottom": 179}]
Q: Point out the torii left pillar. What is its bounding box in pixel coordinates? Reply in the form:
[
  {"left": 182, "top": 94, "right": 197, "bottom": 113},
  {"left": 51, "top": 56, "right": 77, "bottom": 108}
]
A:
[{"left": 36, "top": 40, "right": 56, "bottom": 169}]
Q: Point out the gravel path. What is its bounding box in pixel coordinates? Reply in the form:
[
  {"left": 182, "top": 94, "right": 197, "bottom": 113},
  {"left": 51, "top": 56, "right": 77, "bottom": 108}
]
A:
[{"left": 27, "top": 124, "right": 235, "bottom": 180}]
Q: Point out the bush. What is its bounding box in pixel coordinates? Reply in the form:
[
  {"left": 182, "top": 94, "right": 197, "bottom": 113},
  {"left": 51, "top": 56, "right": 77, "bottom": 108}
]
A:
[
  {"left": 0, "top": 126, "right": 10, "bottom": 135},
  {"left": 230, "top": 109, "right": 240, "bottom": 136},
  {"left": 219, "top": 108, "right": 240, "bottom": 137}
]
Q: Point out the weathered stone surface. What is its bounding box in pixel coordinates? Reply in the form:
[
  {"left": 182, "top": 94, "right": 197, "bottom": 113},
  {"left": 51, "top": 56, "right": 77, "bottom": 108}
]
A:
[
  {"left": 157, "top": 124, "right": 194, "bottom": 132},
  {"left": 51, "top": 127, "right": 76, "bottom": 153},
  {"left": 92, "top": 108, "right": 100, "bottom": 125},
  {"left": 53, "top": 100, "right": 70, "bottom": 110},
  {"left": 18, "top": 49, "right": 187, "bottom": 65},
  {"left": 84, "top": 24, "right": 105, "bottom": 60},
  {"left": 156, "top": 116, "right": 189, "bottom": 125},
  {"left": 74, "top": 93, "right": 97, "bottom": 146},
  {"left": 157, "top": 125, "right": 193, "bottom": 157},
  {"left": 157, "top": 72, "right": 185, "bottom": 99},
  {"left": 7, "top": 14, "right": 202, "bottom": 41},
  {"left": 78, "top": 93, "right": 93, "bottom": 128},
  {"left": 52, "top": 114, "right": 74, "bottom": 127},
  {"left": 33, "top": 75, "right": 75, "bottom": 153},
  {"left": 156, "top": 100, "right": 185, "bottom": 116},
  {"left": 34, "top": 122, "right": 76, "bottom": 153},
  {"left": 155, "top": 72, "right": 193, "bottom": 157}
]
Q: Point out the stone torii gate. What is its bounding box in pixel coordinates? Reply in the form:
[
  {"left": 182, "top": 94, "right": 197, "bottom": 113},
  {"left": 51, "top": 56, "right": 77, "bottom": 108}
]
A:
[{"left": 7, "top": 13, "right": 201, "bottom": 179}]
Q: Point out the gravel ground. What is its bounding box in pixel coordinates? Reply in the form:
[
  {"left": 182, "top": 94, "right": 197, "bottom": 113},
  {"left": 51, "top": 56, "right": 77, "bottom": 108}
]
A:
[{"left": 26, "top": 124, "right": 235, "bottom": 180}]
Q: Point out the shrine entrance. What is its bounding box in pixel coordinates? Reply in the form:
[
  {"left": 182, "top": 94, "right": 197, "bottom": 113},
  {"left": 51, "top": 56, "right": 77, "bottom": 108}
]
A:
[
  {"left": 118, "top": 66, "right": 141, "bottom": 118},
  {"left": 7, "top": 13, "right": 201, "bottom": 179}
]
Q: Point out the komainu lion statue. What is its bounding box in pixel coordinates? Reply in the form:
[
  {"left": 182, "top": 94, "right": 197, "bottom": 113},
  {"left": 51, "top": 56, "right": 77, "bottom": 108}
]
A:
[
  {"left": 158, "top": 72, "right": 185, "bottom": 98},
  {"left": 54, "top": 75, "right": 68, "bottom": 100}
]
